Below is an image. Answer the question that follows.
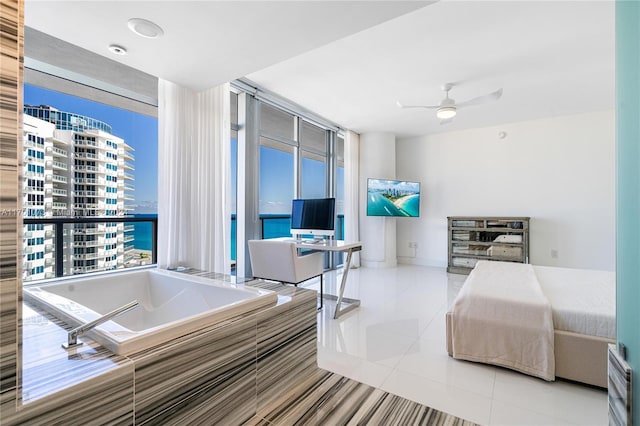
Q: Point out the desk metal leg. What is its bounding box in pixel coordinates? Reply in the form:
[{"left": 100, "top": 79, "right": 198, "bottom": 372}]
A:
[{"left": 321, "top": 247, "right": 361, "bottom": 319}]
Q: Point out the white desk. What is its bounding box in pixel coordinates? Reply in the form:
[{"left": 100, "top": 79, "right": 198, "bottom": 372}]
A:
[{"left": 293, "top": 239, "right": 363, "bottom": 319}]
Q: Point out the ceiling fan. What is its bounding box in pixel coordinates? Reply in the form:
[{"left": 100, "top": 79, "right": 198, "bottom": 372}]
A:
[{"left": 396, "top": 83, "right": 503, "bottom": 124}]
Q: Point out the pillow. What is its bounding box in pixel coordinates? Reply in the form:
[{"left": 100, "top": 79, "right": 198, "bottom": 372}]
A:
[{"left": 493, "top": 234, "right": 522, "bottom": 243}]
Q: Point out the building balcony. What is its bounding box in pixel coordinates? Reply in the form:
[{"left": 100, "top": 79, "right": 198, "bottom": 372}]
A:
[
  {"left": 74, "top": 203, "right": 100, "bottom": 210},
  {"left": 124, "top": 245, "right": 134, "bottom": 252},
  {"left": 123, "top": 184, "right": 134, "bottom": 191},
  {"left": 74, "top": 253, "right": 101, "bottom": 260},
  {"left": 52, "top": 188, "right": 68, "bottom": 197},
  {"left": 52, "top": 175, "right": 68, "bottom": 183},
  {"left": 51, "top": 146, "right": 68, "bottom": 157},
  {"left": 73, "top": 226, "right": 105, "bottom": 235},
  {"left": 75, "top": 152, "right": 100, "bottom": 160},
  {"left": 23, "top": 231, "right": 33, "bottom": 238},
  {"left": 24, "top": 187, "right": 44, "bottom": 194},
  {"left": 123, "top": 162, "right": 134, "bottom": 170},
  {"left": 44, "top": 272, "right": 55, "bottom": 279},
  {"left": 45, "top": 230, "right": 53, "bottom": 238},
  {"left": 52, "top": 161, "right": 68, "bottom": 170},
  {"left": 44, "top": 244, "right": 54, "bottom": 253},
  {"left": 74, "top": 178, "right": 104, "bottom": 185},
  {"left": 123, "top": 225, "right": 135, "bottom": 232},
  {"left": 73, "top": 240, "right": 101, "bottom": 248},
  {"left": 25, "top": 171, "right": 45, "bottom": 178},
  {"left": 23, "top": 201, "right": 44, "bottom": 207},
  {"left": 123, "top": 151, "right": 134, "bottom": 161},
  {"left": 45, "top": 258, "right": 53, "bottom": 266},
  {"left": 25, "top": 155, "right": 44, "bottom": 163},
  {"left": 75, "top": 165, "right": 104, "bottom": 173},
  {"left": 73, "top": 265, "right": 100, "bottom": 274},
  {"left": 74, "top": 139, "right": 99, "bottom": 148},
  {"left": 118, "top": 171, "right": 135, "bottom": 180},
  {"left": 124, "top": 235, "right": 134, "bottom": 243},
  {"left": 52, "top": 202, "right": 67, "bottom": 210},
  {"left": 75, "top": 190, "right": 103, "bottom": 197}
]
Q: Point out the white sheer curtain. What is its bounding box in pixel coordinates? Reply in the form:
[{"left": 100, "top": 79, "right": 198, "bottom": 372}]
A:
[
  {"left": 344, "top": 130, "right": 360, "bottom": 267},
  {"left": 158, "top": 79, "right": 231, "bottom": 273}
]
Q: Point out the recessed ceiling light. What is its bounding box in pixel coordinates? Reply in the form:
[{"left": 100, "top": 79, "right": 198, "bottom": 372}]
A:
[
  {"left": 128, "top": 18, "right": 164, "bottom": 39},
  {"left": 108, "top": 44, "right": 127, "bottom": 55}
]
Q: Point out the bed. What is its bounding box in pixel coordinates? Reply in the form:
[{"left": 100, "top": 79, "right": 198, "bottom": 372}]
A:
[{"left": 445, "top": 261, "right": 615, "bottom": 388}]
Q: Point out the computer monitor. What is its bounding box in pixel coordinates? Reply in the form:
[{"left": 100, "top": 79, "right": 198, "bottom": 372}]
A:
[{"left": 290, "top": 198, "right": 336, "bottom": 238}]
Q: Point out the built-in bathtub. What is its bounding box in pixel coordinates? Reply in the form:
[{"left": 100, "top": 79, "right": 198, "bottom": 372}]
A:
[{"left": 23, "top": 268, "right": 277, "bottom": 355}]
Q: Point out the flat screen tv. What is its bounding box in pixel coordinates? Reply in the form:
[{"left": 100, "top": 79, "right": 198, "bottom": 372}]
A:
[
  {"left": 367, "top": 178, "right": 420, "bottom": 217},
  {"left": 290, "top": 197, "right": 336, "bottom": 237}
]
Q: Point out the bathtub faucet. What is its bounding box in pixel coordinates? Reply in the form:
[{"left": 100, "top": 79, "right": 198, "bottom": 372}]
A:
[{"left": 62, "top": 300, "right": 139, "bottom": 350}]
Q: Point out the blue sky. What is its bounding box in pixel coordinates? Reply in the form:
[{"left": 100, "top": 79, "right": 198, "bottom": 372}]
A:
[
  {"left": 24, "top": 84, "right": 158, "bottom": 212},
  {"left": 25, "top": 84, "right": 342, "bottom": 216}
]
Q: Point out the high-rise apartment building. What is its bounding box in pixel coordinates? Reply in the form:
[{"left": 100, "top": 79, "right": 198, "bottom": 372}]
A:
[{"left": 22, "top": 105, "right": 135, "bottom": 281}]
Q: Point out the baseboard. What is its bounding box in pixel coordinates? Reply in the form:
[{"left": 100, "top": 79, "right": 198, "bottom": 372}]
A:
[
  {"left": 397, "top": 256, "right": 447, "bottom": 268},
  {"left": 361, "top": 258, "right": 398, "bottom": 268}
]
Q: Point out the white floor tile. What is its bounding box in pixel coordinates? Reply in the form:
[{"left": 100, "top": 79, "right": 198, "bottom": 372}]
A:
[
  {"left": 395, "top": 338, "right": 497, "bottom": 397},
  {"left": 316, "top": 265, "right": 610, "bottom": 426},
  {"left": 492, "top": 369, "right": 608, "bottom": 425},
  {"left": 489, "top": 400, "right": 580, "bottom": 426},
  {"left": 380, "top": 369, "right": 492, "bottom": 425},
  {"left": 317, "top": 346, "right": 394, "bottom": 388}
]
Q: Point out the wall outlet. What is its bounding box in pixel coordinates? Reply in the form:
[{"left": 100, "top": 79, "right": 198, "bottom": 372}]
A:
[{"left": 551, "top": 249, "right": 558, "bottom": 259}]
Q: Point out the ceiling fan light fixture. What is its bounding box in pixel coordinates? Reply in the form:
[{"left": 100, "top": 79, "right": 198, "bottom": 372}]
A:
[{"left": 436, "top": 106, "right": 457, "bottom": 120}]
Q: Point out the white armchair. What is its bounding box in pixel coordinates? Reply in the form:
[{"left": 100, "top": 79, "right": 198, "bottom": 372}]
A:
[{"left": 248, "top": 239, "right": 324, "bottom": 308}]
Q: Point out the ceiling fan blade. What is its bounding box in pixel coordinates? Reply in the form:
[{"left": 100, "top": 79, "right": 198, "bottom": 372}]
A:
[
  {"left": 396, "top": 100, "right": 439, "bottom": 109},
  {"left": 456, "top": 88, "right": 503, "bottom": 109}
]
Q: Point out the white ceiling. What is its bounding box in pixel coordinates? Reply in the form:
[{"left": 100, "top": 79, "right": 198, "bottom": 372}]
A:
[
  {"left": 25, "top": 1, "right": 614, "bottom": 138},
  {"left": 24, "top": 1, "right": 429, "bottom": 91}
]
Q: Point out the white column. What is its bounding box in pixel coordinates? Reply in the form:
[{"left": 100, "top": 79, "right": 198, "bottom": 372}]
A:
[{"left": 359, "top": 132, "right": 397, "bottom": 268}]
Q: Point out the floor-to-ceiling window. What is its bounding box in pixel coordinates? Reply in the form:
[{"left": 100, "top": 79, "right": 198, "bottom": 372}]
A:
[
  {"left": 22, "top": 83, "right": 158, "bottom": 282},
  {"left": 233, "top": 85, "right": 345, "bottom": 274},
  {"left": 230, "top": 91, "right": 238, "bottom": 267},
  {"left": 258, "top": 102, "right": 296, "bottom": 238},
  {"left": 299, "top": 120, "right": 327, "bottom": 199},
  {"left": 335, "top": 135, "right": 345, "bottom": 265}
]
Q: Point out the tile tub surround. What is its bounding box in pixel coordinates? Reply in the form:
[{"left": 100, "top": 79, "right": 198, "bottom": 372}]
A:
[
  {"left": 7, "top": 274, "right": 318, "bottom": 425},
  {"left": 0, "top": 0, "right": 23, "bottom": 417},
  {"left": 4, "top": 304, "right": 134, "bottom": 425},
  {"left": 24, "top": 268, "right": 278, "bottom": 355}
]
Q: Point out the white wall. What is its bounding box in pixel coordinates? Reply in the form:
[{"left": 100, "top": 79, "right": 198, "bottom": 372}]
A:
[
  {"left": 395, "top": 110, "right": 615, "bottom": 271},
  {"left": 359, "top": 132, "right": 398, "bottom": 268}
]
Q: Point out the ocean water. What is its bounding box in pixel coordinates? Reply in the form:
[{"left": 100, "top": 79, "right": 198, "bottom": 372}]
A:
[
  {"left": 133, "top": 214, "right": 343, "bottom": 260},
  {"left": 128, "top": 214, "right": 157, "bottom": 251}
]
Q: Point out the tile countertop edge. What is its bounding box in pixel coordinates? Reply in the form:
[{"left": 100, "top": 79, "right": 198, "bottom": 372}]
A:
[{"left": 18, "top": 278, "right": 316, "bottom": 406}]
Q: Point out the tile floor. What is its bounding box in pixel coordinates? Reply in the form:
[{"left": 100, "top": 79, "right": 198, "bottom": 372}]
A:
[{"left": 303, "top": 264, "right": 608, "bottom": 426}]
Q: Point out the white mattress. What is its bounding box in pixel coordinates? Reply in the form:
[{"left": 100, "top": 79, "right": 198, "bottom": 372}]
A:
[{"left": 533, "top": 265, "right": 615, "bottom": 339}]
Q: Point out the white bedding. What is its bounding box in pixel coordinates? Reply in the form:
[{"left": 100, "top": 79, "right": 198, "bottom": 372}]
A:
[
  {"left": 451, "top": 261, "right": 555, "bottom": 381},
  {"left": 533, "top": 265, "right": 615, "bottom": 339}
]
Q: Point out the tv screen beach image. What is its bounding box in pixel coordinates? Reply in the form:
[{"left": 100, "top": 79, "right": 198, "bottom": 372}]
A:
[{"left": 367, "top": 179, "right": 420, "bottom": 217}]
